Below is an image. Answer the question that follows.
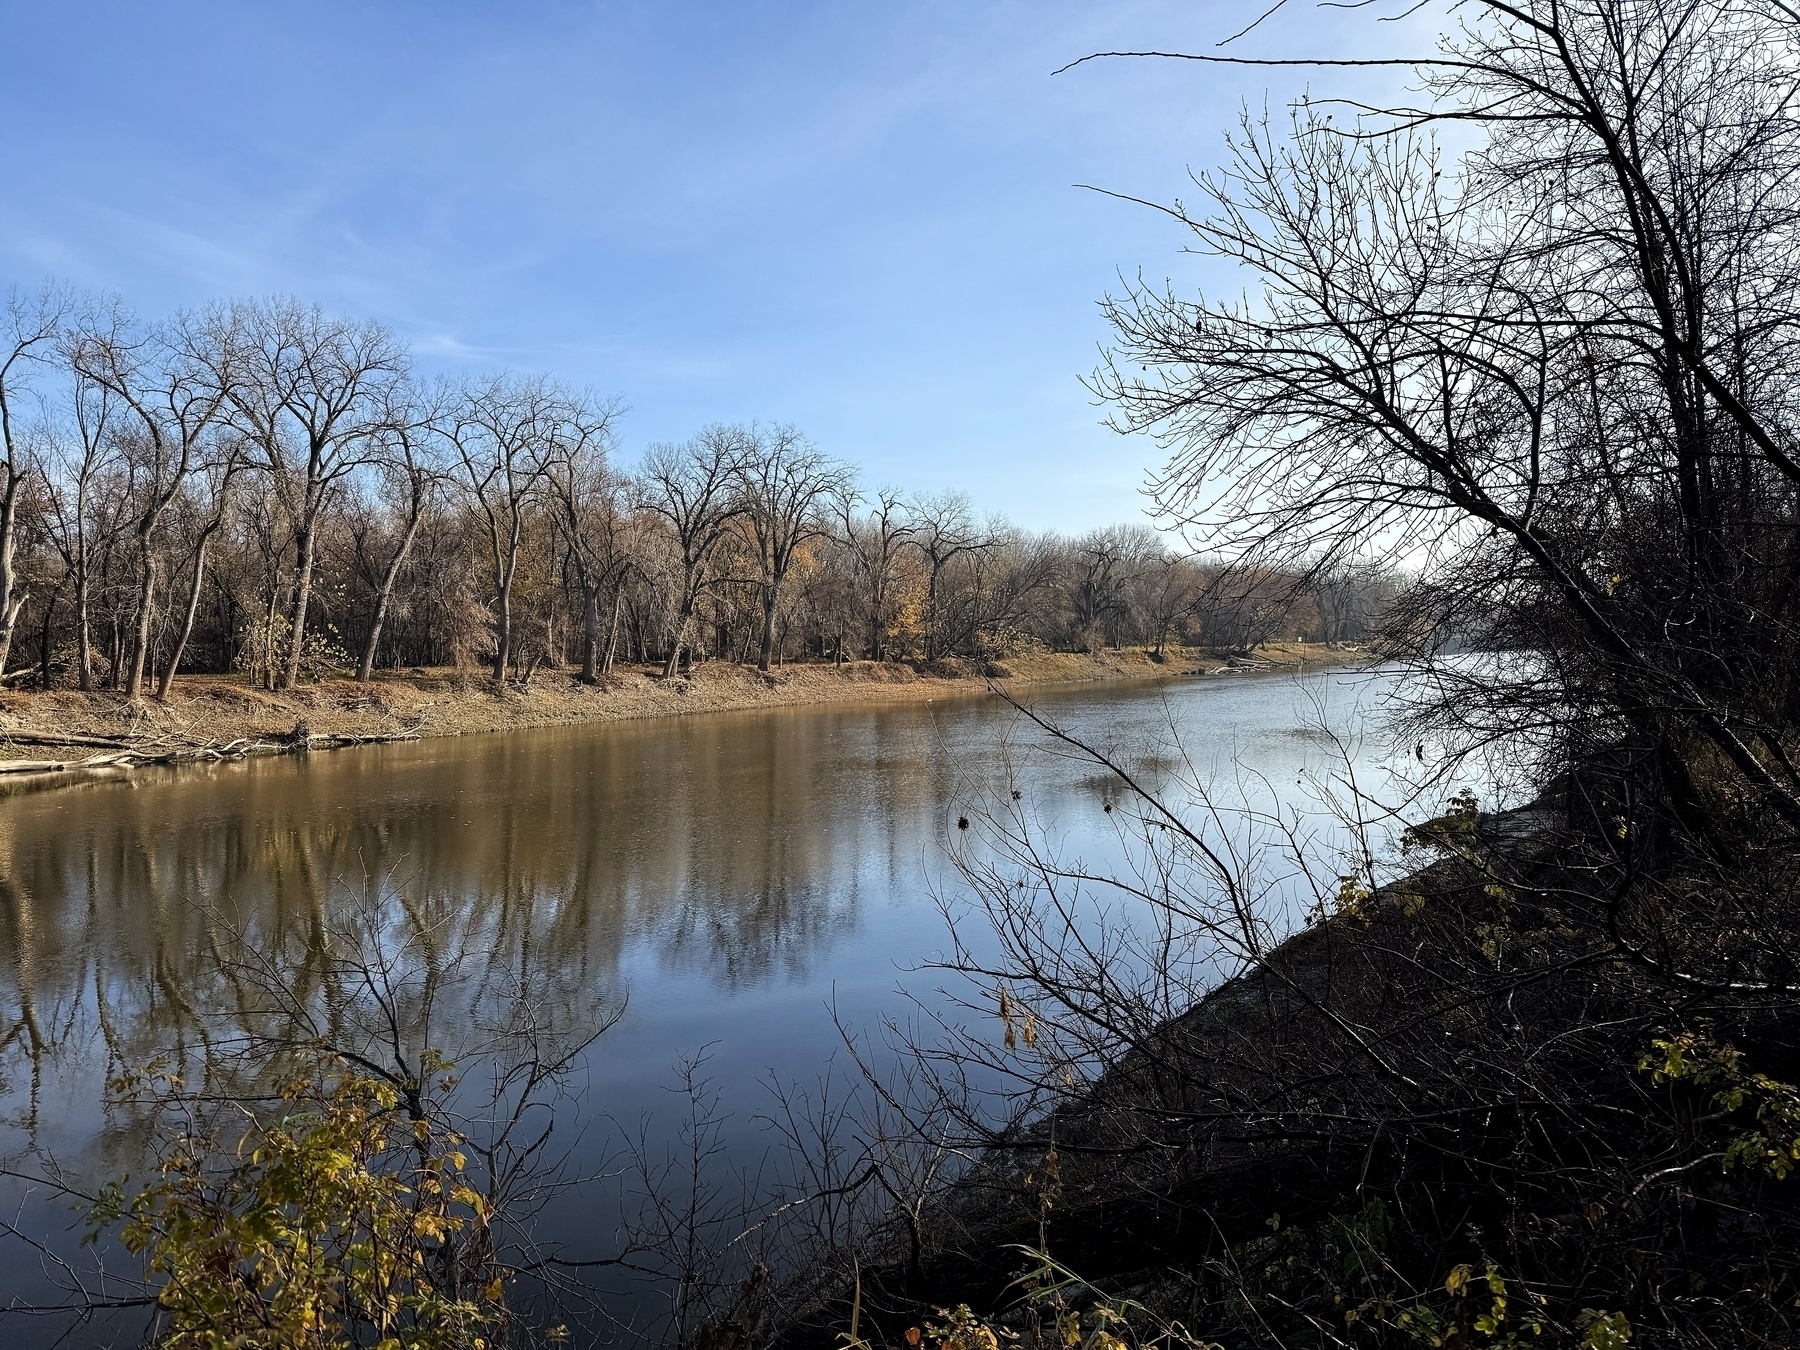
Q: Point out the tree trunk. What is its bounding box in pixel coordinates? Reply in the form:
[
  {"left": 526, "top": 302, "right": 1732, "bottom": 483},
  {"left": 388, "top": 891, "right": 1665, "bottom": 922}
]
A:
[
  {"left": 357, "top": 509, "right": 426, "bottom": 683},
  {"left": 38, "top": 579, "right": 61, "bottom": 689},
  {"left": 219, "top": 588, "right": 237, "bottom": 676},
  {"left": 358, "top": 585, "right": 394, "bottom": 684},
  {"left": 261, "top": 585, "right": 280, "bottom": 691},
  {"left": 925, "top": 572, "right": 940, "bottom": 661},
  {"left": 493, "top": 577, "right": 512, "bottom": 682},
  {"left": 580, "top": 584, "right": 600, "bottom": 683},
  {"left": 602, "top": 586, "right": 623, "bottom": 679},
  {"left": 125, "top": 539, "right": 158, "bottom": 699},
  {"left": 158, "top": 528, "right": 217, "bottom": 700},
  {"left": 281, "top": 520, "right": 318, "bottom": 690},
  {"left": 663, "top": 598, "right": 691, "bottom": 679},
  {"left": 0, "top": 477, "right": 24, "bottom": 677},
  {"left": 75, "top": 565, "right": 93, "bottom": 692},
  {"left": 757, "top": 582, "right": 779, "bottom": 672}
]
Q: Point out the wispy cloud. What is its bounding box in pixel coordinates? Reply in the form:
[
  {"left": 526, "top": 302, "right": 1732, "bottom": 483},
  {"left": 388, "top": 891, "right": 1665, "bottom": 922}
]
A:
[{"left": 0, "top": 0, "right": 1416, "bottom": 529}]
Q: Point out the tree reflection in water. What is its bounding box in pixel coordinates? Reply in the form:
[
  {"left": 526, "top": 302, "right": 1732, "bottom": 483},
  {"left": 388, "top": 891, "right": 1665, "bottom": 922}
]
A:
[
  {"left": 0, "top": 672, "right": 1412, "bottom": 1341},
  {"left": 0, "top": 701, "right": 976, "bottom": 1160}
]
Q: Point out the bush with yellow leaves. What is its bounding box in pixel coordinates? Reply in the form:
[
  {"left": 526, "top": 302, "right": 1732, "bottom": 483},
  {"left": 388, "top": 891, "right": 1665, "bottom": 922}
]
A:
[
  {"left": 86, "top": 1060, "right": 515, "bottom": 1350},
  {"left": 1349, "top": 1254, "right": 1631, "bottom": 1349},
  {"left": 1640, "top": 1033, "right": 1800, "bottom": 1180}
]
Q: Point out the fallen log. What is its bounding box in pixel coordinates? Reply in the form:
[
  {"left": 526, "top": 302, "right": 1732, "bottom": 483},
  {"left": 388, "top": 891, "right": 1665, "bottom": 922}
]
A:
[
  {"left": 305, "top": 731, "right": 422, "bottom": 748},
  {"left": 0, "top": 730, "right": 141, "bottom": 750},
  {"left": 0, "top": 758, "right": 70, "bottom": 775},
  {"left": 0, "top": 725, "right": 424, "bottom": 783},
  {"left": 206, "top": 738, "right": 276, "bottom": 758},
  {"left": 0, "top": 750, "right": 141, "bottom": 777}
]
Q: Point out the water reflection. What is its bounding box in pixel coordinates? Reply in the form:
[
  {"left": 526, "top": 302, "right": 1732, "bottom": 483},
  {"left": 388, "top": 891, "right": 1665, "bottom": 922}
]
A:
[{"left": 0, "top": 668, "right": 1428, "bottom": 1334}]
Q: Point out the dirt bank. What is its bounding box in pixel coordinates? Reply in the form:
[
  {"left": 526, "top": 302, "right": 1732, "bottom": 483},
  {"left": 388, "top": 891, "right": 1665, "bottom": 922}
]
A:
[{"left": 0, "top": 642, "right": 1364, "bottom": 787}]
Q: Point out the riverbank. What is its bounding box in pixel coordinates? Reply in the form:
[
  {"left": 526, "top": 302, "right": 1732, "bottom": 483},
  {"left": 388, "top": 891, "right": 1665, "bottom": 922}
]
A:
[
  {"left": 0, "top": 642, "right": 1361, "bottom": 785},
  {"left": 770, "top": 794, "right": 1764, "bottom": 1350}
]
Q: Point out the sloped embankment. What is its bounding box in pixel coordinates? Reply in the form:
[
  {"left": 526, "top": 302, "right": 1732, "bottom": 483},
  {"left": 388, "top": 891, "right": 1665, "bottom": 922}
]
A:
[
  {"left": 776, "top": 800, "right": 1800, "bottom": 1347},
  {"left": 0, "top": 643, "right": 1360, "bottom": 789}
]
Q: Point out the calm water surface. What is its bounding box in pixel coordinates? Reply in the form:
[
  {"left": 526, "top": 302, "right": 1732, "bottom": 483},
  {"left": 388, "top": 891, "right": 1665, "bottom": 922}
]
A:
[{"left": 0, "top": 665, "right": 1423, "bottom": 1336}]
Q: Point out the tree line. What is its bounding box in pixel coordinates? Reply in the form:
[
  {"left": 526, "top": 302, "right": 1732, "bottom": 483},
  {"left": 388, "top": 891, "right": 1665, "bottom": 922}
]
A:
[{"left": 0, "top": 290, "right": 1392, "bottom": 698}]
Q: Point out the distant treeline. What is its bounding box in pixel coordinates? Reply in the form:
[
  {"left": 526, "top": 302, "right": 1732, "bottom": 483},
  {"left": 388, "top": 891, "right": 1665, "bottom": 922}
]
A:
[{"left": 0, "top": 289, "right": 1393, "bottom": 694}]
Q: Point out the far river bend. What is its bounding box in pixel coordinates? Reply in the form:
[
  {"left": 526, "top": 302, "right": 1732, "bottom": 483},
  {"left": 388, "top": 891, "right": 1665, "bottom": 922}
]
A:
[{"left": 0, "top": 663, "right": 1438, "bottom": 1341}]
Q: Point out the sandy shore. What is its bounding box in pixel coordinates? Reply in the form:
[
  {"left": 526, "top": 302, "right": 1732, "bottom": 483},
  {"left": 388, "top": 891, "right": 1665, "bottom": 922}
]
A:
[{"left": 0, "top": 643, "right": 1364, "bottom": 786}]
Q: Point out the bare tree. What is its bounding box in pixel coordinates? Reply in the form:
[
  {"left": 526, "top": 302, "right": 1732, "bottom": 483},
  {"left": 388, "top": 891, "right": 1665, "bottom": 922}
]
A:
[
  {"left": 355, "top": 383, "right": 449, "bottom": 683},
  {"left": 836, "top": 487, "right": 914, "bottom": 662},
  {"left": 1138, "top": 553, "right": 1203, "bottom": 657},
  {"left": 1093, "top": 0, "right": 1800, "bottom": 832},
  {"left": 43, "top": 368, "right": 126, "bottom": 691},
  {"left": 736, "top": 426, "right": 850, "bottom": 672},
  {"left": 448, "top": 375, "right": 562, "bottom": 682},
  {"left": 155, "top": 433, "right": 250, "bottom": 699},
  {"left": 1309, "top": 558, "right": 1394, "bottom": 644},
  {"left": 544, "top": 393, "right": 630, "bottom": 683},
  {"left": 216, "top": 299, "right": 404, "bottom": 690},
  {"left": 638, "top": 427, "right": 750, "bottom": 679},
  {"left": 910, "top": 491, "right": 990, "bottom": 661},
  {"left": 0, "top": 287, "right": 66, "bottom": 676},
  {"left": 70, "top": 305, "right": 230, "bottom": 699},
  {"left": 1069, "top": 525, "right": 1158, "bottom": 651}
]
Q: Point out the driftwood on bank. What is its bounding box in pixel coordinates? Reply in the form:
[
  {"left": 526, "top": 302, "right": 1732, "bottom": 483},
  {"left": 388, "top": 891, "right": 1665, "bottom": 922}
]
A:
[
  {"left": 303, "top": 731, "right": 419, "bottom": 749},
  {"left": 0, "top": 726, "right": 421, "bottom": 782},
  {"left": 1, "top": 729, "right": 148, "bottom": 749}
]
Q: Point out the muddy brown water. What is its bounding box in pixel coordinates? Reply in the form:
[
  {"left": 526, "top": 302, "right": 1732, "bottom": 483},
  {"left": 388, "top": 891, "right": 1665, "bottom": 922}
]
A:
[{"left": 0, "top": 665, "right": 1421, "bottom": 1341}]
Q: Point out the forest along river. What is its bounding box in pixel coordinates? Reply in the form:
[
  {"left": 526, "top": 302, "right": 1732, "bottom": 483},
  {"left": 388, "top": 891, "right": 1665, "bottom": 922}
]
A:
[{"left": 0, "top": 664, "right": 1435, "bottom": 1333}]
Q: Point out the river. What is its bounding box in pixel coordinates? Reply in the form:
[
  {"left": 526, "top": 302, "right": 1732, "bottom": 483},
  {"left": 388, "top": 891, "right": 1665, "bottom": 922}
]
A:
[{"left": 0, "top": 663, "right": 1428, "bottom": 1341}]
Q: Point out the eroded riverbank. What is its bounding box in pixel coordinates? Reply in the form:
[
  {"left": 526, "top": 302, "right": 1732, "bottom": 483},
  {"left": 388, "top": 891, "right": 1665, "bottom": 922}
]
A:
[{"left": 0, "top": 642, "right": 1363, "bottom": 788}]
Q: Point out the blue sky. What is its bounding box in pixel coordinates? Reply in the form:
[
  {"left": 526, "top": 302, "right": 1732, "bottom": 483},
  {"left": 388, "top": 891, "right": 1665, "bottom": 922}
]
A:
[{"left": 0, "top": 1, "right": 1414, "bottom": 530}]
